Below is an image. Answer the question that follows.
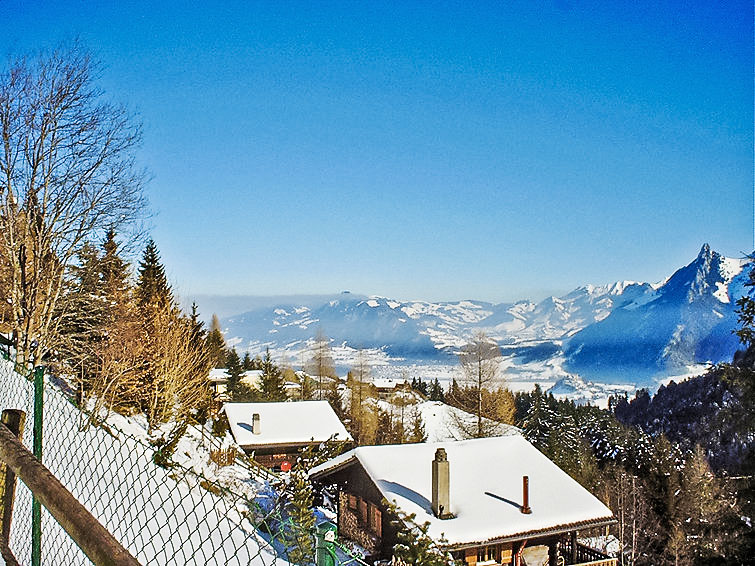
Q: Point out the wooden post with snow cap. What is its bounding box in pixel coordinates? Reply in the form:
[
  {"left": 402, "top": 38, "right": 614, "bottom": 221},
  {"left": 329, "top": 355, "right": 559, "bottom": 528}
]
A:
[{"left": 521, "top": 475, "right": 532, "bottom": 514}]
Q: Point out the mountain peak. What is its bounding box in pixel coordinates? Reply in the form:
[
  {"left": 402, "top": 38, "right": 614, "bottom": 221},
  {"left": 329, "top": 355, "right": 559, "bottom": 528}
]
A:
[{"left": 698, "top": 242, "right": 712, "bottom": 259}]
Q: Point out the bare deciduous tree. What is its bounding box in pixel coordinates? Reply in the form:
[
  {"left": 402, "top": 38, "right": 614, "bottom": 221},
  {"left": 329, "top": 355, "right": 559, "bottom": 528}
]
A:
[
  {"left": 0, "top": 42, "right": 146, "bottom": 367},
  {"left": 306, "top": 329, "right": 336, "bottom": 400},
  {"left": 449, "top": 331, "right": 513, "bottom": 438}
]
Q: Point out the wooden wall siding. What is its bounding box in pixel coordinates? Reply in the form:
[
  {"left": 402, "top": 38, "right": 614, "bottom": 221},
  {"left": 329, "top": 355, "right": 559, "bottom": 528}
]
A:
[
  {"left": 253, "top": 451, "right": 296, "bottom": 469},
  {"left": 463, "top": 543, "right": 513, "bottom": 566},
  {"left": 338, "top": 491, "right": 380, "bottom": 553}
]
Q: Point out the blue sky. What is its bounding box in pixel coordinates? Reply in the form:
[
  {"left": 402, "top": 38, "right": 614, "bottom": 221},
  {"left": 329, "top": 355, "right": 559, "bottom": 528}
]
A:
[{"left": 1, "top": 2, "right": 752, "bottom": 304}]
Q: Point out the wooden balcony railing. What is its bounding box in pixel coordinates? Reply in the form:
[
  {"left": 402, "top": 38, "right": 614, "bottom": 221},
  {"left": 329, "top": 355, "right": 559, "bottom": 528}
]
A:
[{"left": 559, "top": 537, "right": 617, "bottom": 566}]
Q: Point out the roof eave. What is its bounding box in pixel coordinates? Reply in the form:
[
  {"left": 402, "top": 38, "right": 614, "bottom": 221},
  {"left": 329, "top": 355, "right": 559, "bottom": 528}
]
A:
[
  {"left": 441, "top": 516, "right": 618, "bottom": 551},
  {"left": 309, "top": 454, "right": 359, "bottom": 480},
  {"left": 240, "top": 439, "right": 350, "bottom": 452}
]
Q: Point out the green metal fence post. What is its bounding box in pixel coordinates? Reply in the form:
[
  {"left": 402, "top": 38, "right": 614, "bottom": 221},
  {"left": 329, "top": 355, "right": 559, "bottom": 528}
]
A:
[
  {"left": 32, "top": 366, "right": 43, "bottom": 566},
  {"left": 315, "top": 521, "right": 338, "bottom": 566}
]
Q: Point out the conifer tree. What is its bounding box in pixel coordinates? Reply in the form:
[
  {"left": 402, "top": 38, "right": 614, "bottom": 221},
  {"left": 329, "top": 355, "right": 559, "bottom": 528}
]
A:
[
  {"left": 300, "top": 373, "right": 316, "bottom": 400},
  {"left": 674, "top": 445, "right": 731, "bottom": 562},
  {"left": 225, "top": 349, "right": 244, "bottom": 399},
  {"left": 136, "top": 239, "right": 172, "bottom": 307},
  {"left": 284, "top": 457, "right": 316, "bottom": 565},
  {"left": 324, "top": 379, "right": 345, "bottom": 419},
  {"left": 407, "top": 406, "right": 427, "bottom": 443},
  {"left": 242, "top": 352, "right": 254, "bottom": 371},
  {"left": 60, "top": 241, "right": 109, "bottom": 391},
  {"left": 260, "top": 348, "right": 287, "bottom": 401},
  {"left": 133, "top": 239, "right": 211, "bottom": 432},
  {"left": 188, "top": 302, "right": 206, "bottom": 348},
  {"left": 390, "top": 505, "right": 449, "bottom": 566},
  {"left": 100, "top": 229, "right": 131, "bottom": 300},
  {"left": 429, "top": 378, "right": 445, "bottom": 402},
  {"left": 205, "top": 314, "right": 227, "bottom": 368}
]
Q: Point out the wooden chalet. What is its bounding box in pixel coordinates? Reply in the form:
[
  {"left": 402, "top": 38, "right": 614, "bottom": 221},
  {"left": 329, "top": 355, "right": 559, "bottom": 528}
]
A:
[
  {"left": 310, "top": 435, "right": 617, "bottom": 566},
  {"left": 224, "top": 401, "right": 352, "bottom": 471}
]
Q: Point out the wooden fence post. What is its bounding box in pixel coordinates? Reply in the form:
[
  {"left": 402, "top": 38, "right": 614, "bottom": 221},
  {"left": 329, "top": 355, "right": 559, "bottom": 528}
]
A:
[
  {"left": 0, "top": 419, "right": 141, "bottom": 566},
  {"left": 0, "top": 409, "right": 25, "bottom": 543}
]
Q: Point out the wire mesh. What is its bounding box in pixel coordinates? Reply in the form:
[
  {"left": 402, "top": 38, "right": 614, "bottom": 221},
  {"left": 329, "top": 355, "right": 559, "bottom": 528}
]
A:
[{"left": 0, "top": 357, "right": 317, "bottom": 566}]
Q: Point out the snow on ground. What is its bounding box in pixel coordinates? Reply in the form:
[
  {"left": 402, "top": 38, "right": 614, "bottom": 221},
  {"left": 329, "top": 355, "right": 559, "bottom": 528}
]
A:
[
  {"left": 0, "top": 359, "right": 288, "bottom": 566},
  {"left": 417, "top": 401, "right": 519, "bottom": 442},
  {"left": 655, "top": 364, "right": 712, "bottom": 388}
]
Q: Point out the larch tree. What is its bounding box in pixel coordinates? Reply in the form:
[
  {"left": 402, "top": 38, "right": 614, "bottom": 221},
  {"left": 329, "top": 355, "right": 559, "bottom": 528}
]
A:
[
  {"left": 306, "top": 330, "right": 336, "bottom": 400},
  {"left": 450, "top": 332, "right": 512, "bottom": 438},
  {"left": 0, "top": 42, "right": 146, "bottom": 368},
  {"left": 346, "top": 350, "right": 378, "bottom": 445}
]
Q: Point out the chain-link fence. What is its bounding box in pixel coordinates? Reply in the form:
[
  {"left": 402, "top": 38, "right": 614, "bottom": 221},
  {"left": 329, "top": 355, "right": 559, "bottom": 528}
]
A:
[{"left": 0, "top": 357, "right": 317, "bottom": 566}]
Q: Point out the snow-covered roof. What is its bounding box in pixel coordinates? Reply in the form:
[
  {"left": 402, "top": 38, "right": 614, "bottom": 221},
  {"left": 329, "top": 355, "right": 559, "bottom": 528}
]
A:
[
  {"left": 310, "top": 435, "right": 613, "bottom": 547},
  {"left": 208, "top": 368, "right": 229, "bottom": 383},
  {"left": 371, "top": 378, "right": 408, "bottom": 390},
  {"left": 224, "top": 401, "right": 352, "bottom": 448}
]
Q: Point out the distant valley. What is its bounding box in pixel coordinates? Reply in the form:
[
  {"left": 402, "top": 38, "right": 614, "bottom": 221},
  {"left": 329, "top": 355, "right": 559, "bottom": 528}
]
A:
[{"left": 191, "top": 244, "right": 752, "bottom": 406}]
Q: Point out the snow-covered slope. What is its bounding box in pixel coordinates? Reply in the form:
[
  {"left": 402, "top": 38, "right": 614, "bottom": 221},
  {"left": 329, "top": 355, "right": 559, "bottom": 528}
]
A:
[{"left": 0, "top": 360, "right": 286, "bottom": 566}]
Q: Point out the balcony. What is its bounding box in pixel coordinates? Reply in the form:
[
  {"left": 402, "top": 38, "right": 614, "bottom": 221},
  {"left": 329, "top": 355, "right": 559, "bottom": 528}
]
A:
[{"left": 559, "top": 537, "right": 617, "bottom": 566}]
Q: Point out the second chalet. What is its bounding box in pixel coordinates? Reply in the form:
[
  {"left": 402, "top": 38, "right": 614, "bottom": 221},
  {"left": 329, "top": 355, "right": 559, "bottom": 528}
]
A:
[{"left": 224, "top": 400, "right": 352, "bottom": 471}]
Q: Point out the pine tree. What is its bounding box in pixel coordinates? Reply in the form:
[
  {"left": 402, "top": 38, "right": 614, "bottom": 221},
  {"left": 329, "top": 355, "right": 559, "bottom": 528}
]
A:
[
  {"left": 522, "top": 386, "right": 559, "bottom": 452},
  {"left": 389, "top": 505, "right": 450, "bottom": 566},
  {"left": 429, "top": 378, "right": 445, "bottom": 402},
  {"left": 225, "top": 349, "right": 244, "bottom": 400},
  {"left": 285, "top": 463, "right": 316, "bottom": 565},
  {"left": 188, "top": 302, "right": 206, "bottom": 349},
  {"left": 100, "top": 229, "right": 130, "bottom": 300},
  {"left": 60, "top": 241, "right": 109, "bottom": 394},
  {"left": 300, "top": 373, "right": 316, "bottom": 400},
  {"left": 242, "top": 352, "right": 254, "bottom": 371},
  {"left": 323, "top": 379, "right": 345, "bottom": 419},
  {"left": 675, "top": 445, "right": 731, "bottom": 562},
  {"left": 259, "top": 348, "right": 287, "bottom": 401},
  {"left": 136, "top": 239, "right": 172, "bottom": 307},
  {"left": 407, "top": 406, "right": 427, "bottom": 443}
]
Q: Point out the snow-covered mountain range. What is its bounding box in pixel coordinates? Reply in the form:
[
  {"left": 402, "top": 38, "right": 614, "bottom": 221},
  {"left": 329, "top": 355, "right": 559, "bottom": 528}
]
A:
[{"left": 210, "top": 244, "right": 752, "bottom": 402}]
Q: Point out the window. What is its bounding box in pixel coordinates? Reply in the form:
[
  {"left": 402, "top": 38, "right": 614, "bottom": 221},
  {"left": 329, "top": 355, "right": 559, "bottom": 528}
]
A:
[
  {"left": 477, "top": 545, "right": 499, "bottom": 564},
  {"left": 368, "top": 503, "right": 382, "bottom": 537}
]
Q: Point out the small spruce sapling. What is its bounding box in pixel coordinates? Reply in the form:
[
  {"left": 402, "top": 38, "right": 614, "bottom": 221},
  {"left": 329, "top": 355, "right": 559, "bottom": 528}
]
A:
[{"left": 388, "top": 503, "right": 450, "bottom": 566}]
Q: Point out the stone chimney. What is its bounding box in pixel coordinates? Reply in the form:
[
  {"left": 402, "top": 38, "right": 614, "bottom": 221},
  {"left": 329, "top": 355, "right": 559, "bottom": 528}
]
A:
[
  {"left": 521, "top": 475, "right": 532, "bottom": 514},
  {"left": 432, "top": 448, "right": 452, "bottom": 519},
  {"left": 252, "top": 413, "right": 261, "bottom": 435}
]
